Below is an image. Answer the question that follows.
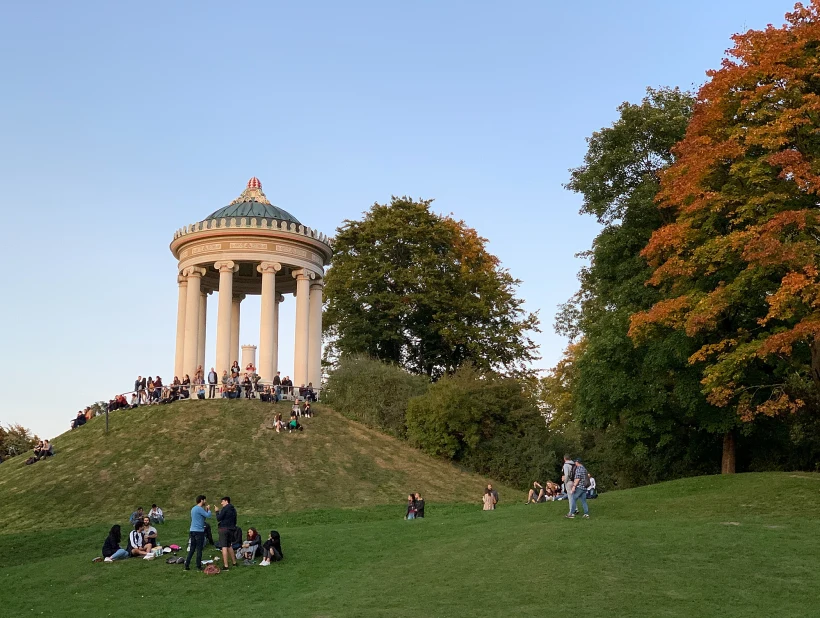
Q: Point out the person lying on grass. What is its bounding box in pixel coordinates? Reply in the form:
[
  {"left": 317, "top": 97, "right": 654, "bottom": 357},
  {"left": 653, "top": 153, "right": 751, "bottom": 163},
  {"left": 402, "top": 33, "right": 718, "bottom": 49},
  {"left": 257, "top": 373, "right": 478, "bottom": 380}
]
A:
[
  {"left": 102, "top": 525, "right": 129, "bottom": 562},
  {"left": 127, "top": 521, "right": 154, "bottom": 558}
]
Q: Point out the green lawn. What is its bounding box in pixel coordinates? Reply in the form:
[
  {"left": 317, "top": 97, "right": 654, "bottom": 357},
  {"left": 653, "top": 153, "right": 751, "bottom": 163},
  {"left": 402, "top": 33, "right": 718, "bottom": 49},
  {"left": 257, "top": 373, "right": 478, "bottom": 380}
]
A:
[
  {"left": 1, "top": 472, "right": 818, "bottom": 617},
  {"left": 0, "top": 400, "right": 519, "bottom": 533}
]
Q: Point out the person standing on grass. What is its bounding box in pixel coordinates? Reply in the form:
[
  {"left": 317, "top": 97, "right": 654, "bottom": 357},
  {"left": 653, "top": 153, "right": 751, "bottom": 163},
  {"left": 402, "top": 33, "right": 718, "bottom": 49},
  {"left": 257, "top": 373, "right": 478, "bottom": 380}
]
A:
[
  {"left": 562, "top": 454, "right": 576, "bottom": 516},
  {"left": 566, "top": 458, "right": 590, "bottom": 519},
  {"left": 482, "top": 487, "right": 496, "bottom": 510},
  {"left": 184, "top": 495, "right": 211, "bottom": 571},
  {"left": 216, "top": 496, "right": 238, "bottom": 570},
  {"left": 487, "top": 483, "right": 498, "bottom": 505},
  {"left": 414, "top": 492, "right": 425, "bottom": 518}
]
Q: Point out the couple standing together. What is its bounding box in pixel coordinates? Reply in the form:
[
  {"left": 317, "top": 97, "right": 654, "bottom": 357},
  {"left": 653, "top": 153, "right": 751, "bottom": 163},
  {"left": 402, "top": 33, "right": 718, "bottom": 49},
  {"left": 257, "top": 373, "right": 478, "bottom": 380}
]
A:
[{"left": 563, "top": 455, "right": 591, "bottom": 519}]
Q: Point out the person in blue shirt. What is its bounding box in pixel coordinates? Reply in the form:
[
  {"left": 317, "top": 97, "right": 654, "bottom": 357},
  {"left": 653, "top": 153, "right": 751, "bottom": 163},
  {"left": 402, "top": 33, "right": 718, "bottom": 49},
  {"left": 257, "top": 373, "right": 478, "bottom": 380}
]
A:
[{"left": 184, "top": 495, "right": 211, "bottom": 571}]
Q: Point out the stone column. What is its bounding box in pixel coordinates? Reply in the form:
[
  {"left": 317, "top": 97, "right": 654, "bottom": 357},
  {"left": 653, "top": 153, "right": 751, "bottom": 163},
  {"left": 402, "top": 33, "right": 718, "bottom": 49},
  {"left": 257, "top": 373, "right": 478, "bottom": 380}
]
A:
[
  {"left": 241, "top": 345, "right": 257, "bottom": 371},
  {"left": 197, "top": 291, "right": 208, "bottom": 374},
  {"left": 308, "top": 281, "right": 324, "bottom": 387},
  {"left": 214, "top": 260, "right": 237, "bottom": 375},
  {"left": 182, "top": 266, "right": 206, "bottom": 380},
  {"left": 292, "top": 269, "right": 314, "bottom": 386},
  {"left": 257, "top": 261, "right": 281, "bottom": 382},
  {"left": 174, "top": 275, "right": 187, "bottom": 380},
  {"left": 231, "top": 294, "right": 245, "bottom": 367},
  {"left": 273, "top": 293, "right": 283, "bottom": 378}
]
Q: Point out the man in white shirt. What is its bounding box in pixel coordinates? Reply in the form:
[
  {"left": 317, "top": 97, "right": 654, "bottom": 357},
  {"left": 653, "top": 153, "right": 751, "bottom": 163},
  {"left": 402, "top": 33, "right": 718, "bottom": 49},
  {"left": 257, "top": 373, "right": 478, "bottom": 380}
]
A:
[{"left": 148, "top": 504, "right": 164, "bottom": 524}]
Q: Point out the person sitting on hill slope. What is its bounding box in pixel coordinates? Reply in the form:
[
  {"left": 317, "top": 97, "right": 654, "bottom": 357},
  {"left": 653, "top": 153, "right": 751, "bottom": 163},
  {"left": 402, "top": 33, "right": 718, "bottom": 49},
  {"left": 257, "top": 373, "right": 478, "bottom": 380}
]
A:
[
  {"left": 142, "top": 517, "right": 159, "bottom": 548},
  {"left": 148, "top": 504, "right": 164, "bottom": 524},
  {"left": 129, "top": 507, "right": 145, "bottom": 526}
]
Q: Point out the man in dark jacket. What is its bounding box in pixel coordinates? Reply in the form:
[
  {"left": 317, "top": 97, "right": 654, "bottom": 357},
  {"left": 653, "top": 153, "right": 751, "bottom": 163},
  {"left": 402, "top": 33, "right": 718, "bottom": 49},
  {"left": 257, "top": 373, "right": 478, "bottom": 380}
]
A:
[{"left": 216, "top": 496, "right": 238, "bottom": 569}]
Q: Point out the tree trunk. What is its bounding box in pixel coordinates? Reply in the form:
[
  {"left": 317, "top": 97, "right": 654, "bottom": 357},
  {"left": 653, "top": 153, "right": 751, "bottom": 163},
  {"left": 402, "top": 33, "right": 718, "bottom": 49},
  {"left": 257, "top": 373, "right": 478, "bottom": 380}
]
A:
[
  {"left": 810, "top": 338, "right": 820, "bottom": 394},
  {"left": 721, "top": 431, "right": 736, "bottom": 474}
]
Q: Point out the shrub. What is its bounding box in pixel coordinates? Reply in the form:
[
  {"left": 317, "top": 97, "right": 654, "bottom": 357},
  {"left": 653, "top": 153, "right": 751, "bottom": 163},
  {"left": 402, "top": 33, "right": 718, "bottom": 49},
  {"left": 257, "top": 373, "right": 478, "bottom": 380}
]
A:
[
  {"left": 323, "top": 356, "right": 429, "bottom": 437},
  {"left": 406, "top": 365, "right": 577, "bottom": 487}
]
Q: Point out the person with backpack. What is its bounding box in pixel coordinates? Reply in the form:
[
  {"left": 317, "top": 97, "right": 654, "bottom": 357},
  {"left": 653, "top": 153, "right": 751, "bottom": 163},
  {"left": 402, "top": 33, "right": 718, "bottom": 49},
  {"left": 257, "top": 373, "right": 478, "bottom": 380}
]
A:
[{"left": 566, "top": 458, "right": 591, "bottom": 519}]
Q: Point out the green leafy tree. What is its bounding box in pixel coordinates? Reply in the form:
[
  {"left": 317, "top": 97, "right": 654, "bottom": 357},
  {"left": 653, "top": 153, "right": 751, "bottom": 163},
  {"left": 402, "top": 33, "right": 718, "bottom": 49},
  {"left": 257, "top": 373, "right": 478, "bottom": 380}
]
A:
[
  {"left": 406, "top": 364, "right": 571, "bottom": 486},
  {"left": 557, "top": 87, "right": 735, "bottom": 481},
  {"left": 323, "top": 197, "right": 539, "bottom": 379},
  {"left": 0, "top": 423, "right": 39, "bottom": 459}
]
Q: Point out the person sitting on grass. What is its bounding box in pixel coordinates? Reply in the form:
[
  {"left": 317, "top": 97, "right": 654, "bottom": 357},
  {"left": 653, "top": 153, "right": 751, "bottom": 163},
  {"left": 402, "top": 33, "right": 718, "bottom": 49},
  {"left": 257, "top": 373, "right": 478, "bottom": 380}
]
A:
[
  {"left": 127, "top": 522, "right": 153, "bottom": 558},
  {"left": 274, "top": 413, "right": 285, "bottom": 433},
  {"left": 405, "top": 494, "right": 417, "bottom": 520},
  {"left": 37, "top": 440, "right": 53, "bottom": 460},
  {"left": 544, "top": 481, "right": 560, "bottom": 501},
  {"left": 526, "top": 481, "right": 545, "bottom": 504},
  {"left": 148, "top": 504, "right": 164, "bottom": 524},
  {"left": 71, "top": 411, "right": 87, "bottom": 430},
  {"left": 288, "top": 412, "right": 303, "bottom": 432},
  {"left": 291, "top": 400, "right": 301, "bottom": 418},
  {"left": 259, "top": 530, "right": 283, "bottom": 566},
  {"left": 142, "top": 517, "right": 159, "bottom": 548},
  {"left": 129, "top": 506, "right": 145, "bottom": 526},
  {"left": 303, "top": 402, "right": 312, "bottom": 418},
  {"left": 102, "top": 525, "right": 129, "bottom": 562},
  {"left": 236, "top": 527, "right": 261, "bottom": 564}
]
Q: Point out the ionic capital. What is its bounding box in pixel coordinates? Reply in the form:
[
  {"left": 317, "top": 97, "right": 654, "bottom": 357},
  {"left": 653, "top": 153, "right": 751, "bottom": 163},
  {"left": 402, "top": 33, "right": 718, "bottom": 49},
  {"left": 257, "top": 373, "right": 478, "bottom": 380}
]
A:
[
  {"left": 178, "top": 275, "right": 188, "bottom": 286},
  {"left": 232, "top": 293, "right": 246, "bottom": 303},
  {"left": 214, "top": 260, "right": 238, "bottom": 274},
  {"left": 257, "top": 261, "right": 282, "bottom": 275},
  {"left": 276, "top": 293, "right": 285, "bottom": 303},
  {"left": 292, "top": 268, "right": 316, "bottom": 281},
  {"left": 183, "top": 266, "right": 207, "bottom": 278},
  {"left": 310, "top": 281, "right": 324, "bottom": 291}
]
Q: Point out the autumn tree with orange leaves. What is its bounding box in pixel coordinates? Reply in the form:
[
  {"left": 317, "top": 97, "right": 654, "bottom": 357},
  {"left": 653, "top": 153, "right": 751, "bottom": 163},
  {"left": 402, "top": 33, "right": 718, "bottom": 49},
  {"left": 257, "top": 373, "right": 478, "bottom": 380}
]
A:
[{"left": 630, "top": 2, "right": 820, "bottom": 472}]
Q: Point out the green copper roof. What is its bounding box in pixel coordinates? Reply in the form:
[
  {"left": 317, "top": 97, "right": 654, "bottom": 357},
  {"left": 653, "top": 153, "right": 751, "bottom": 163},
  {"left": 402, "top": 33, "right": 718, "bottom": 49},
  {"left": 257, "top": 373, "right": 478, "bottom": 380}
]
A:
[
  {"left": 205, "top": 201, "right": 301, "bottom": 224},
  {"left": 205, "top": 177, "right": 300, "bottom": 224}
]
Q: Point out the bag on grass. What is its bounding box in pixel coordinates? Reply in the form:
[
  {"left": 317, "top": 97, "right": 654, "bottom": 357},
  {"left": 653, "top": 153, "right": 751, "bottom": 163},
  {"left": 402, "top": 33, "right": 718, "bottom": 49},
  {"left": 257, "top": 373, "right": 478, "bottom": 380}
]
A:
[{"left": 203, "top": 564, "right": 220, "bottom": 575}]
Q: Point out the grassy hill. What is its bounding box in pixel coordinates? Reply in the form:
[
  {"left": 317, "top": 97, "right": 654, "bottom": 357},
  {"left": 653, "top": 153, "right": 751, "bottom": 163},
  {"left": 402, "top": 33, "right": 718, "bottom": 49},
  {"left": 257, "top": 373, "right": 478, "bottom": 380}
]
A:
[
  {"left": 0, "top": 400, "right": 519, "bottom": 532},
  {"left": 0, "top": 472, "right": 818, "bottom": 617}
]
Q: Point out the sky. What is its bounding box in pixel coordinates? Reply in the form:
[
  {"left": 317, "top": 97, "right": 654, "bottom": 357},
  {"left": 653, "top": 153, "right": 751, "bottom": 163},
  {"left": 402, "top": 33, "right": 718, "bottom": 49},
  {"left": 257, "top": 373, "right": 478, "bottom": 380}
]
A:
[{"left": 0, "top": 0, "right": 795, "bottom": 438}]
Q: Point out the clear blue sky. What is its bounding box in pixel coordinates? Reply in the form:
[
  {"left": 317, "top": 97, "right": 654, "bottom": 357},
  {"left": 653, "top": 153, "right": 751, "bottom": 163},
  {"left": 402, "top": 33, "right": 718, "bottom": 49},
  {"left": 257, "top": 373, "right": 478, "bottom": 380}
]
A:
[{"left": 0, "top": 0, "right": 792, "bottom": 437}]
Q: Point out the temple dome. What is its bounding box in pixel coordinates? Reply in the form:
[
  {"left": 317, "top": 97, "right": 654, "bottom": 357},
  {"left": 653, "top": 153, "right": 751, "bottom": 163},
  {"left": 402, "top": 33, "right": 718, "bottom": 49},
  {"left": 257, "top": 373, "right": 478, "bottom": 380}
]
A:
[{"left": 205, "top": 177, "right": 300, "bottom": 224}]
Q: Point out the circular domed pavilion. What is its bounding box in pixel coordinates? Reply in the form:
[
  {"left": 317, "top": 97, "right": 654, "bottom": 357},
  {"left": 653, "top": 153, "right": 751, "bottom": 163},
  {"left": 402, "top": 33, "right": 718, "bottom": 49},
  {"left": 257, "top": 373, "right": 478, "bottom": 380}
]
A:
[{"left": 170, "top": 178, "right": 332, "bottom": 387}]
